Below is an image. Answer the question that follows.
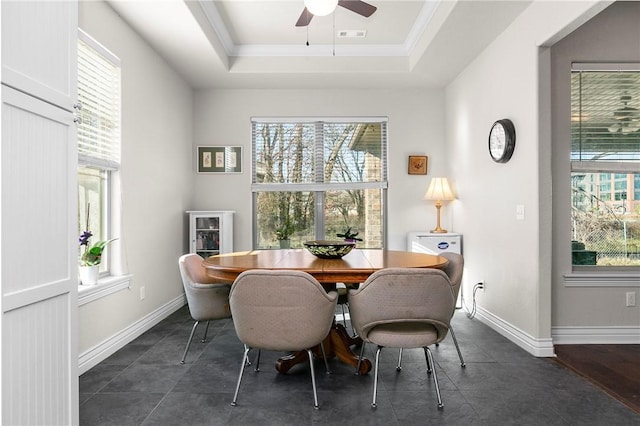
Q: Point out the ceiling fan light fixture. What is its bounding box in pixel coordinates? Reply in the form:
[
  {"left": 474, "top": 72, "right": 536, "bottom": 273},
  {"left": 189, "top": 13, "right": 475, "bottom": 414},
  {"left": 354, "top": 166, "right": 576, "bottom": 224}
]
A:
[
  {"left": 304, "top": 0, "right": 339, "bottom": 16},
  {"left": 607, "top": 93, "right": 640, "bottom": 133},
  {"left": 608, "top": 122, "right": 640, "bottom": 134}
]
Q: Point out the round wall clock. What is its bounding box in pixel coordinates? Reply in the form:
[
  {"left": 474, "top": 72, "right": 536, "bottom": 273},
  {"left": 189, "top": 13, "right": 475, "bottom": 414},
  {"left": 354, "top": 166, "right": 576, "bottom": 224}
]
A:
[{"left": 488, "top": 119, "right": 516, "bottom": 163}]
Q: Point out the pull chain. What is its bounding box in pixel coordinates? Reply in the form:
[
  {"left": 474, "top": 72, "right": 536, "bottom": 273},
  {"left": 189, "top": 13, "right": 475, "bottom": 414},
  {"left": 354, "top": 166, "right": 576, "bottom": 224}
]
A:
[{"left": 332, "top": 12, "right": 336, "bottom": 56}]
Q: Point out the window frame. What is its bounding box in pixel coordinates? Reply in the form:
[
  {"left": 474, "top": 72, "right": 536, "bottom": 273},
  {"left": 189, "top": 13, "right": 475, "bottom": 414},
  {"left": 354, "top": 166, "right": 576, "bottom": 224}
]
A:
[
  {"left": 77, "top": 28, "right": 130, "bottom": 298},
  {"left": 251, "top": 117, "right": 388, "bottom": 249},
  {"left": 566, "top": 63, "right": 640, "bottom": 283}
]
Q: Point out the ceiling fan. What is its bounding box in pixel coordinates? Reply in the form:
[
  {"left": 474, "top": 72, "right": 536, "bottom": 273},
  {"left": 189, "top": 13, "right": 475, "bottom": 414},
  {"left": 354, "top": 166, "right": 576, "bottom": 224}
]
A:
[
  {"left": 296, "top": 0, "right": 377, "bottom": 27},
  {"left": 608, "top": 94, "right": 640, "bottom": 134}
]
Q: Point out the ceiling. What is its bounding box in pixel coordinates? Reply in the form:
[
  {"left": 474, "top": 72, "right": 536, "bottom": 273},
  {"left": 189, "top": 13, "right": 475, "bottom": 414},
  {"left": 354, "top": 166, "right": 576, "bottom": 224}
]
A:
[{"left": 106, "top": 0, "right": 532, "bottom": 90}]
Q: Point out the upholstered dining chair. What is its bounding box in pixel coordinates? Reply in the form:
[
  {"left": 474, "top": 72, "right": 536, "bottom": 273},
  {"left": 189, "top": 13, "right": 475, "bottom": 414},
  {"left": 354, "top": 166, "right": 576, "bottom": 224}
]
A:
[
  {"left": 349, "top": 268, "right": 455, "bottom": 409},
  {"left": 395, "top": 252, "right": 466, "bottom": 371},
  {"left": 439, "top": 251, "right": 466, "bottom": 367},
  {"left": 229, "top": 269, "right": 338, "bottom": 409},
  {"left": 178, "top": 253, "right": 231, "bottom": 364}
]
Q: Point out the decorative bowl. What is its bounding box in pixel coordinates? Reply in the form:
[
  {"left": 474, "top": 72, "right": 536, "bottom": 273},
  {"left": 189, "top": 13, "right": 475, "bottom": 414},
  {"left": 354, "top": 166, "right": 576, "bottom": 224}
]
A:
[{"left": 303, "top": 240, "right": 356, "bottom": 259}]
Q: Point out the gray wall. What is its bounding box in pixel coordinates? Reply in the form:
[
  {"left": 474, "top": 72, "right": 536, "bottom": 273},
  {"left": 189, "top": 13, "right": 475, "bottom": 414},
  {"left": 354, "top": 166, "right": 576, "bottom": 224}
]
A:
[
  {"left": 191, "top": 88, "right": 448, "bottom": 252},
  {"left": 550, "top": 1, "right": 640, "bottom": 335},
  {"left": 444, "top": 1, "right": 613, "bottom": 354},
  {"left": 78, "top": 1, "right": 194, "bottom": 355},
  {"left": 77, "top": 0, "right": 638, "bottom": 362}
]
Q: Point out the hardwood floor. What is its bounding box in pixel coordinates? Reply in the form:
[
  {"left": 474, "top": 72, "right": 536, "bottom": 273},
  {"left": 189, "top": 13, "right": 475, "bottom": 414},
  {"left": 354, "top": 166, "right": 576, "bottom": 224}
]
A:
[{"left": 554, "top": 344, "right": 640, "bottom": 414}]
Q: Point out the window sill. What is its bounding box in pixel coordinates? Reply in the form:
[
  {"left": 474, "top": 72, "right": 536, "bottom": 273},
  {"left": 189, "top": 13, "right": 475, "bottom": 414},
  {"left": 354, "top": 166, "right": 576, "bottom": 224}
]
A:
[
  {"left": 78, "top": 274, "right": 132, "bottom": 306},
  {"left": 563, "top": 272, "right": 640, "bottom": 287}
]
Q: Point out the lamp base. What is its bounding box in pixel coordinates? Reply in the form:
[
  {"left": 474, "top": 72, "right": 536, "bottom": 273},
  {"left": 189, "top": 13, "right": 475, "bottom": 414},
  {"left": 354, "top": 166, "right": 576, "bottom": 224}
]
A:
[{"left": 430, "top": 202, "right": 448, "bottom": 234}]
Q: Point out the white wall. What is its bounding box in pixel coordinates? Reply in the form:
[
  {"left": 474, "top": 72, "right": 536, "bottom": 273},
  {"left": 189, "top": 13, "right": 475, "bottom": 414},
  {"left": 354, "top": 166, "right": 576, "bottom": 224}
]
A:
[
  {"left": 75, "top": 0, "right": 634, "bottom": 364},
  {"left": 550, "top": 2, "right": 640, "bottom": 333},
  {"left": 191, "top": 88, "right": 447, "bottom": 251},
  {"left": 78, "top": 1, "right": 193, "bottom": 355},
  {"left": 445, "top": 1, "right": 607, "bottom": 355}
]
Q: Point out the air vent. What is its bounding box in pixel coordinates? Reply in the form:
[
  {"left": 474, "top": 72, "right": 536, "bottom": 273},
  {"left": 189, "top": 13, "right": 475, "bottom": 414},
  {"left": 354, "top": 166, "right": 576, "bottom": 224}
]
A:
[{"left": 337, "top": 30, "right": 366, "bottom": 38}]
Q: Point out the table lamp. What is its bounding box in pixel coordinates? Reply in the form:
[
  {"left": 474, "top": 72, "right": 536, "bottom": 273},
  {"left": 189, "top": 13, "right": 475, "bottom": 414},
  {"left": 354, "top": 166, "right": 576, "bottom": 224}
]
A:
[{"left": 423, "top": 177, "right": 455, "bottom": 233}]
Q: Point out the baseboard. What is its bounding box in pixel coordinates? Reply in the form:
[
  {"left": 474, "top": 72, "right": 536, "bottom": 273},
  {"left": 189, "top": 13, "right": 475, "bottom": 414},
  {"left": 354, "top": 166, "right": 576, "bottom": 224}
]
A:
[
  {"left": 552, "top": 326, "right": 640, "bottom": 344},
  {"left": 475, "top": 306, "right": 555, "bottom": 357},
  {"left": 78, "top": 294, "right": 186, "bottom": 375}
]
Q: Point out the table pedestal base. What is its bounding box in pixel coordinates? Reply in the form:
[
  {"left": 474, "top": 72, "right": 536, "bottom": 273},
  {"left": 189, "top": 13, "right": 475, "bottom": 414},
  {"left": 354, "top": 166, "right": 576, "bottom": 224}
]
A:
[{"left": 275, "top": 322, "right": 372, "bottom": 375}]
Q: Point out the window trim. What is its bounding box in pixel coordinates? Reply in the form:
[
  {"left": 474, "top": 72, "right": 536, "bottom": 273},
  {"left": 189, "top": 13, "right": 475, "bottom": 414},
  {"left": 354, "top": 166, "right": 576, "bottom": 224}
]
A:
[
  {"left": 77, "top": 28, "right": 126, "bottom": 297},
  {"left": 78, "top": 274, "right": 132, "bottom": 306},
  {"left": 251, "top": 117, "right": 388, "bottom": 248},
  {"left": 563, "top": 272, "right": 640, "bottom": 287},
  {"left": 568, "top": 62, "right": 640, "bottom": 280}
]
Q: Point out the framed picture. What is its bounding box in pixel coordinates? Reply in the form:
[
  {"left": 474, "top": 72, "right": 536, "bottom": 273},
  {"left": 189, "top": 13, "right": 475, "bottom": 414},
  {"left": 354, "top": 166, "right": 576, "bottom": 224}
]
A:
[
  {"left": 408, "top": 155, "right": 428, "bottom": 175},
  {"left": 197, "top": 146, "right": 242, "bottom": 173}
]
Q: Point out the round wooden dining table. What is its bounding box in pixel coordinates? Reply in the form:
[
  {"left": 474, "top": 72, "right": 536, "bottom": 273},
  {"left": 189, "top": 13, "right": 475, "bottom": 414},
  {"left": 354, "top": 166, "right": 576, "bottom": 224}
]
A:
[{"left": 202, "top": 248, "right": 448, "bottom": 374}]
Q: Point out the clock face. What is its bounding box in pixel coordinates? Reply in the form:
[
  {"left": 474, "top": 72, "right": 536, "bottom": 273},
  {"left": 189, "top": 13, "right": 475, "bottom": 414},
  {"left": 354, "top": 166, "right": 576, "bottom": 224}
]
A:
[
  {"left": 489, "top": 123, "right": 506, "bottom": 160},
  {"left": 488, "top": 119, "right": 515, "bottom": 163}
]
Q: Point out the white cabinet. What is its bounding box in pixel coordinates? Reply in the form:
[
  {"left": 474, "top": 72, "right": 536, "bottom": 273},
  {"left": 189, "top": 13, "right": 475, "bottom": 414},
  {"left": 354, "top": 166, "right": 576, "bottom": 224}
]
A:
[
  {"left": 187, "top": 211, "right": 235, "bottom": 258},
  {"left": 408, "top": 232, "right": 462, "bottom": 308},
  {"left": 407, "top": 232, "right": 462, "bottom": 255}
]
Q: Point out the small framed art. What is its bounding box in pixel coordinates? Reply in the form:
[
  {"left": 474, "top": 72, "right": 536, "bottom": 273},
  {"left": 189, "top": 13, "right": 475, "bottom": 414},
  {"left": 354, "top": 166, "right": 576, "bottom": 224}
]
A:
[
  {"left": 197, "top": 146, "right": 242, "bottom": 173},
  {"left": 408, "top": 155, "right": 428, "bottom": 175}
]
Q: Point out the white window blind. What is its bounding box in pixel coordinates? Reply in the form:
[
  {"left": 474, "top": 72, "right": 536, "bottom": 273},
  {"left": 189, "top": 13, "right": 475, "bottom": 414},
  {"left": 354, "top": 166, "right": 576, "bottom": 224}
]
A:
[
  {"left": 251, "top": 118, "right": 388, "bottom": 191},
  {"left": 78, "top": 29, "right": 121, "bottom": 169},
  {"left": 571, "top": 65, "right": 640, "bottom": 168}
]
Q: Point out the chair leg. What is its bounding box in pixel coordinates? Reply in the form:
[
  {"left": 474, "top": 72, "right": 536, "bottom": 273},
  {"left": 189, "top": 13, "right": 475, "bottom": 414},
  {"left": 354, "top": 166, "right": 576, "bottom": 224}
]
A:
[
  {"left": 425, "top": 347, "right": 444, "bottom": 409},
  {"left": 306, "top": 349, "right": 320, "bottom": 409},
  {"left": 340, "top": 303, "right": 348, "bottom": 329},
  {"left": 201, "top": 320, "right": 211, "bottom": 343},
  {"left": 343, "top": 302, "right": 357, "bottom": 337},
  {"left": 319, "top": 341, "right": 331, "bottom": 374},
  {"left": 396, "top": 348, "right": 403, "bottom": 371},
  {"left": 180, "top": 320, "right": 199, "bottom": 364},
  {"left": 371, "top": 346, "right": 383, "bottom": 409},
  {"left": 355, "top": 342, "right": 366, "bottom": 375},
  {"left": 350, "top": 305, "right": 359, "bottom": 337},
  {"left": 231, "top": 345, "right": 251, "bottom": 406},
  {"left": 449, "top": 325, "right": 466, "bottom": 367},
  {"left": 254, "top": 349, "right": 261, "bottom": 372}
]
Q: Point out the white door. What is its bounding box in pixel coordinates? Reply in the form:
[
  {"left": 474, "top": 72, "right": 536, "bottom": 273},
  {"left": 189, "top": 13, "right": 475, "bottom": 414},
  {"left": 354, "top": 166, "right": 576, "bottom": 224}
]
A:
[
  {"left": 1, "top": 1, "right": 79, "bottom": 424},
  {"left": 1, "top": 1, "right": 77, "bottom": 110}
]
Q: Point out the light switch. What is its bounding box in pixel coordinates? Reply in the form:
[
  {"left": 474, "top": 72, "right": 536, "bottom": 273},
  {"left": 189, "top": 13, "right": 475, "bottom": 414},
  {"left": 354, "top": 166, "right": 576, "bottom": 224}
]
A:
[{"left": 516, "top": 204, "right": 525, "bottom": 220}]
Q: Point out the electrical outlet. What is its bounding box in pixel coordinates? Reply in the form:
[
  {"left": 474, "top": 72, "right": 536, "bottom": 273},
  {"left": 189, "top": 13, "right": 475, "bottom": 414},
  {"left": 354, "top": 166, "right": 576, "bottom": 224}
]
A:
[
  {"left": 626, "top": 291, "right": 636, "bottom": 307},
  {"left": 140, "top": 286, "right": 145, "bottom": 301}
]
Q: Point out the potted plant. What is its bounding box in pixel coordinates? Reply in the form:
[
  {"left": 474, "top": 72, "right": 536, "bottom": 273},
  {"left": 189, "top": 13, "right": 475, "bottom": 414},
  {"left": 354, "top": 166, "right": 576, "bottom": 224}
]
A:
[
  {"left": 336, "top": 227, "right": 363, "bottom": 243},
  {"left": 78, "top": 205, "right": 117, "bottom": 285},
  {"left": 275, "top": 221, "right": 294, "bottom": 249}
]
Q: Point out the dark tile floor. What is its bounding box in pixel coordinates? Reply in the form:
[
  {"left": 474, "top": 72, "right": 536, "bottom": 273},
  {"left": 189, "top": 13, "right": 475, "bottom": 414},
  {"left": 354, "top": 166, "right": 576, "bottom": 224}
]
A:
[{"left": 80, "top": 306, "right": 639, "bottom": 425}]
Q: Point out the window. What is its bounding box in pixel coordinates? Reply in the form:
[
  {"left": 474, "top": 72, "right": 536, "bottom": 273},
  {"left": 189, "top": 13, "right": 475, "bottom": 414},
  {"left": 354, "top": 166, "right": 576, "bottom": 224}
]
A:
[
  {"left": 251, "top": 118, "right": 387, "bottom": 249},
  {"left": 570, "top": 64, "right": 640, "bottom": 268},
  {"left": 77, "top": 29, "right": 121, "bottom": 276}
]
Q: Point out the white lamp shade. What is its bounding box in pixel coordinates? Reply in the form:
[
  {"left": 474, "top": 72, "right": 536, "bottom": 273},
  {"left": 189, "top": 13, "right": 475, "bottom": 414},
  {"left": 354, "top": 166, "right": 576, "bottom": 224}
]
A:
[
  {"left": 424, "top": 177, "right": 455, "bottom": 201},
  {"left": 304, "top": 0, "right": 339, "bottom": 16}
]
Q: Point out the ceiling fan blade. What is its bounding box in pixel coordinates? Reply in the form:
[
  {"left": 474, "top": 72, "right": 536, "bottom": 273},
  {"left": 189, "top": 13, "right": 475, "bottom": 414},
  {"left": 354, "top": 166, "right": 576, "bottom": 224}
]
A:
[
  {"left": 338, "top": 0, "right": 377, "bottom": 17},
  {"left": 295, "top": 8, "right": 313, "bottom": 27}
]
